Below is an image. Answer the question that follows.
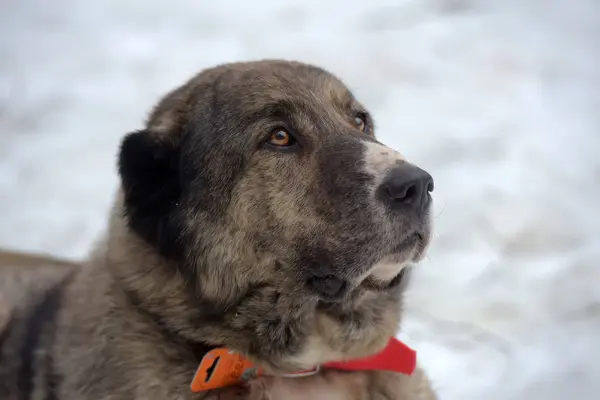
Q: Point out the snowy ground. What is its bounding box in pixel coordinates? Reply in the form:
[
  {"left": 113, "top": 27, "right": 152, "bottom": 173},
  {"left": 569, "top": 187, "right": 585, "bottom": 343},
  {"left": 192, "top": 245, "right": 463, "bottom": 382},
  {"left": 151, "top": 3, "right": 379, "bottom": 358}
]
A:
[{"left": 1, "top": 0, "right": 599, "bottom": 398}]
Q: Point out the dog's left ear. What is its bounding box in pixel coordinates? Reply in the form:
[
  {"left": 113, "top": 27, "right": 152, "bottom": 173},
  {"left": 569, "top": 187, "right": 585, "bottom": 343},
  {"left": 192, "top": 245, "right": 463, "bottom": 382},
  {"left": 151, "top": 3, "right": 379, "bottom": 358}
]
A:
[{"left": 117, "top": 129, "right": 184, "bottom": 258}]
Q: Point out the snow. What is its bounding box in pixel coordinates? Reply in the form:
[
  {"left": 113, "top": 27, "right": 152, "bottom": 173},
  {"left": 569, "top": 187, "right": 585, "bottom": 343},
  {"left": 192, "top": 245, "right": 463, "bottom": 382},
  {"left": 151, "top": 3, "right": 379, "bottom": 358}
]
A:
[{"left": 1, "top": 0, "right": 599, "bottom": 398}]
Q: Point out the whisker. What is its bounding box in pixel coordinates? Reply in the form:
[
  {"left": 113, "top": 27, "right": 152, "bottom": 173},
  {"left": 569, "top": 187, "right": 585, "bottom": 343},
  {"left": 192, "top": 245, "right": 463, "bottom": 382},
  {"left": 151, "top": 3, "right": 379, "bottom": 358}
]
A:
[{"left": 434, "top": 201, "right": 447, "bottom": 219}]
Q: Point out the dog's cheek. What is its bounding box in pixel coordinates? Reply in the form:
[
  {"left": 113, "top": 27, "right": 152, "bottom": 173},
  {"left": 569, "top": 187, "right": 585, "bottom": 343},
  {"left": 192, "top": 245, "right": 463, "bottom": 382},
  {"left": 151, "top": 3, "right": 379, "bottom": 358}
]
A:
[{"left": 118, "top": 129, "right": 185, "bottom": 259}]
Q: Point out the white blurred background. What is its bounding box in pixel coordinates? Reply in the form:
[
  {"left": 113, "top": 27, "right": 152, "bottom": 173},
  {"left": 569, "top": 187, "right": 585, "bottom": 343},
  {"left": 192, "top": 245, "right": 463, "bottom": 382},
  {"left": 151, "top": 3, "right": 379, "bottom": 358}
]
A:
[{"left": 1, "top": 0, "right": 599, "bottom": 398}]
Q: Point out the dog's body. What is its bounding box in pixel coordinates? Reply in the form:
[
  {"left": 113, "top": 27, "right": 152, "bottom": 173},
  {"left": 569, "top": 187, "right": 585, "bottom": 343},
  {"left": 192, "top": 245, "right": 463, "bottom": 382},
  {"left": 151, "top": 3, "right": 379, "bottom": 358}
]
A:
[{"left": 0, "top": 60, "right": 438, "bottom": 399}]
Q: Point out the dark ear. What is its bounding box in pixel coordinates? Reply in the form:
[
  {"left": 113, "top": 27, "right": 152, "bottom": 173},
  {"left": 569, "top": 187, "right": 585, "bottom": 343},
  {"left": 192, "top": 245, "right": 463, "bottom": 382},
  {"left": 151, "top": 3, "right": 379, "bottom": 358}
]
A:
[{"left": 117, "top": 130, "right": 185, "bottom": 258}]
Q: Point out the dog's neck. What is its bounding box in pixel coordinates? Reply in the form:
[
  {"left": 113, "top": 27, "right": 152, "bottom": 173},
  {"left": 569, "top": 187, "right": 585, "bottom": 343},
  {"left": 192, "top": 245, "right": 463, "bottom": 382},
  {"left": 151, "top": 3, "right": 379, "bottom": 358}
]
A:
[{"left": 94, "top": 202, "right": 218, "bottom": 367}]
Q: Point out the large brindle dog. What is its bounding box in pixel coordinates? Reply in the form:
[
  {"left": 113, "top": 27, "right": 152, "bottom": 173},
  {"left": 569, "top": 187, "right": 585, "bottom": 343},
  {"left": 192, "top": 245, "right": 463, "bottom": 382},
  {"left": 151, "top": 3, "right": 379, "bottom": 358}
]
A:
[{"left": 0, "top": 60, "right": 438, "bottom": 399}]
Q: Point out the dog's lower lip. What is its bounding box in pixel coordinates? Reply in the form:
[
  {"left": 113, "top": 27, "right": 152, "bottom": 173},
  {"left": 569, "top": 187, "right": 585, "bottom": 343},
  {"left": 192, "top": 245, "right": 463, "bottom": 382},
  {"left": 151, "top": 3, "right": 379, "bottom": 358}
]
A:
[
  {"left": 387, "top": 267, "right": 408, "bottom": 288},
  {"left": 360, "top": 267, "right": 409, "bottom": 292},
  {"left": 391, "top": 232, "right": 420, "bottom": 253}
]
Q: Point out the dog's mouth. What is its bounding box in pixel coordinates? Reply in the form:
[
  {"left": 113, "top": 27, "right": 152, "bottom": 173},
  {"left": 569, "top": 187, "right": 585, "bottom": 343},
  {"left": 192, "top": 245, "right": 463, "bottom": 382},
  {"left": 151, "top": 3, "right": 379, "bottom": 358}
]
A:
[
  {"left": 361, "top": 231, "right": 426, "bottom": 290},
  {"left": 314, "top": 266, "right": 411, "bottom": 311},
  {"left": 306, "top": 229, "right": 429, "bottom": 302},
  {"left": 360, "top": 266, "right": 410, "bottom": 292},
  {"left": 391, "top": 232, "right": 425, "bottom": 260},
  {"left": 308, "top": 266, "right": 409, "bottom": 301}
]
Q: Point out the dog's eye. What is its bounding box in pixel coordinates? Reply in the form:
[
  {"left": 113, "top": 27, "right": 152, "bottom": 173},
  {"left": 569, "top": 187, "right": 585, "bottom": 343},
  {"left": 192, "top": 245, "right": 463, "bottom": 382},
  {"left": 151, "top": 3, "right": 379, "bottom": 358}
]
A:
[
  {"left": 354, "top": 114, "right": 367, "bottom": 132},
  {"left": 267, "top": 129, "right": 295, "bottom": 147}
]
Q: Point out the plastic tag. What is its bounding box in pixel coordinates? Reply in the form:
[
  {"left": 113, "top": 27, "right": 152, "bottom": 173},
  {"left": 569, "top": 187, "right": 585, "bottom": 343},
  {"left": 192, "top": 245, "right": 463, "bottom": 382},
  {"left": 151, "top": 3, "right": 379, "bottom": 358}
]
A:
[{"left": 190, "top": 348, "right": 262, "bottom": 392}]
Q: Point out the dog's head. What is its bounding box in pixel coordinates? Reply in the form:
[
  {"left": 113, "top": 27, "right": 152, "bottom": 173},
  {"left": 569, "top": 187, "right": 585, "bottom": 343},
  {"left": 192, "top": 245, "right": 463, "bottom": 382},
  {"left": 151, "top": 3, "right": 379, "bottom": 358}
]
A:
[{"left": 117, "top": 60, "right": 433, "bottom": 369}]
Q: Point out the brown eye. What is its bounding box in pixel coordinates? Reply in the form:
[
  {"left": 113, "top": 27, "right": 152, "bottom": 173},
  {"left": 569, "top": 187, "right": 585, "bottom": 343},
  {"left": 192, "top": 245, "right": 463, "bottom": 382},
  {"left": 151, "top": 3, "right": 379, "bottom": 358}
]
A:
[
  {"left": 268, "top": 129, "right": 295, "bottom": 147},
  {"left": 354, "top": 114, "right": 367, "bottom": 132}
]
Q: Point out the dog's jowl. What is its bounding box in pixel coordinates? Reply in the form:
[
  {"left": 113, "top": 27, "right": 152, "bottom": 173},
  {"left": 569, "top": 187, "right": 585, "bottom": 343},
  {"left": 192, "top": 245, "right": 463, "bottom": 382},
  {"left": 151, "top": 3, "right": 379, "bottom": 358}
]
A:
[{"left": 0, "top": 60, "right": 437, "bottom": 399}]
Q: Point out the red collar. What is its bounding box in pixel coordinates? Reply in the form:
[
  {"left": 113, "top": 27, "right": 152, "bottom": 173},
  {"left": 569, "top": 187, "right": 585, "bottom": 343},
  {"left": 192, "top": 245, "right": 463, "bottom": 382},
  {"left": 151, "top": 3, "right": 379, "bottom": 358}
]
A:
[{"left": 190, "top": 337, "right": 416, "bottom": 393}]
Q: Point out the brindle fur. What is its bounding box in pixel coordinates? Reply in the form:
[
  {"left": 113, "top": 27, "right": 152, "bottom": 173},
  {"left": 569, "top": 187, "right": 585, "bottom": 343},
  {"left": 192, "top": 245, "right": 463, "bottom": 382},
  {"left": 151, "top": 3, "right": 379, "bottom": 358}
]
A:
[{"left": 0, "top": 60, "right": 438, "bottom": 399}]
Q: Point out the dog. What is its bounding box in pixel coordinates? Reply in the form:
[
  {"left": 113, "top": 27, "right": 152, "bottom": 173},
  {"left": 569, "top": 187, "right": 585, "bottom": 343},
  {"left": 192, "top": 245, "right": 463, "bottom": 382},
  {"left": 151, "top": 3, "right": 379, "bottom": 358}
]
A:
[{"left": 0, "top": 60, "right": 438, "bottom": 399}]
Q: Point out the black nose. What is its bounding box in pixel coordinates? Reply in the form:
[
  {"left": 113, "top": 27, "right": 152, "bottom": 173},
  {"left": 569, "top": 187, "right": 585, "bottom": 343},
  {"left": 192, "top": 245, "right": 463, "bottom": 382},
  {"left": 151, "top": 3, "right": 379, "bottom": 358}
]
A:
[{"left": 380, "top": 164, "right": 434, "bottom": 212}]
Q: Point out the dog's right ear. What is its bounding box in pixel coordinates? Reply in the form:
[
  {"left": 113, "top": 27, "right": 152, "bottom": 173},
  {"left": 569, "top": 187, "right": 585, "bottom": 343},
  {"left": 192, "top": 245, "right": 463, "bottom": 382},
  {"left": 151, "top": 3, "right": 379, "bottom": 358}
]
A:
[{"left": 117, "top": 130, "right": 184, "bottom": 258}]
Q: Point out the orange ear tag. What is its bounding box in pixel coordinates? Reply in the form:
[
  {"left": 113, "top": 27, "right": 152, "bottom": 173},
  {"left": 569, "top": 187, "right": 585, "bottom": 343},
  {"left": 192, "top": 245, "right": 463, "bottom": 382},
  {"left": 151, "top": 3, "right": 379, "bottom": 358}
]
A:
[{"left": 190, "top": 348, "right": 263, "bottom": 393}]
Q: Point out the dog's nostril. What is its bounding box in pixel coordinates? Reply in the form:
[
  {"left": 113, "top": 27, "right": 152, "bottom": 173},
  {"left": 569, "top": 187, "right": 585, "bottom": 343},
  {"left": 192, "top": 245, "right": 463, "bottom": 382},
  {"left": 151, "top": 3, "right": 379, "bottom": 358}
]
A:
[
  {"left": 307, "top": 275, "right": 346, "bottom": 299},
  {"left": 387, "top": 182, "right": 418, "bottom": 203}
]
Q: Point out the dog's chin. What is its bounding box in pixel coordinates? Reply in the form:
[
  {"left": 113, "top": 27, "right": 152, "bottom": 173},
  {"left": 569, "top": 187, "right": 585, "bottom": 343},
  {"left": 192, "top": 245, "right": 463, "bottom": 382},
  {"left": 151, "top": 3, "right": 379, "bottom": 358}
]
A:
[
  {"left": 359, "top": 231, "right": 429, "bottom": 293},
  {"left": 309, "top": 231, "right": 430, "bottom": 304},
  {"left": 359, "top": 266, "right": 410, "bottom": 293}
]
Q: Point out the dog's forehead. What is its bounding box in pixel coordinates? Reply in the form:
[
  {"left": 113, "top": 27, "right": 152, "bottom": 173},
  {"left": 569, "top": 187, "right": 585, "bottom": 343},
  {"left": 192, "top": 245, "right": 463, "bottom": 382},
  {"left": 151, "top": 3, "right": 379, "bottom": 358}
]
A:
[
  {"left": 217, "top": 62, "right": 353, "bottom": 109},
  {"left": 147, "top": 61, "right": 357, "bottom": 134}
]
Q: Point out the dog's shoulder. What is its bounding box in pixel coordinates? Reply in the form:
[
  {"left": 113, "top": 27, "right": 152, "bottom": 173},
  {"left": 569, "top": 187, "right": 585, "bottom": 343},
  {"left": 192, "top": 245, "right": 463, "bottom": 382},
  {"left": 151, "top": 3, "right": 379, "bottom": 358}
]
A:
[
  {"left": 0, "top": 250, "right": 77, "bottom": 312},
  {"left": 0, "top": 250, "right": 79, "bottom": 399}
]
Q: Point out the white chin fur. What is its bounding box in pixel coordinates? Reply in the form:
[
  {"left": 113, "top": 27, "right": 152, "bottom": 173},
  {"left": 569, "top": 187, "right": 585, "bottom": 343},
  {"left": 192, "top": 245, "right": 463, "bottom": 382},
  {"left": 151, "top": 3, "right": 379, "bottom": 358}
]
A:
[{"left": 367, "top": 259, "right": 409, "bottom": 282}]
